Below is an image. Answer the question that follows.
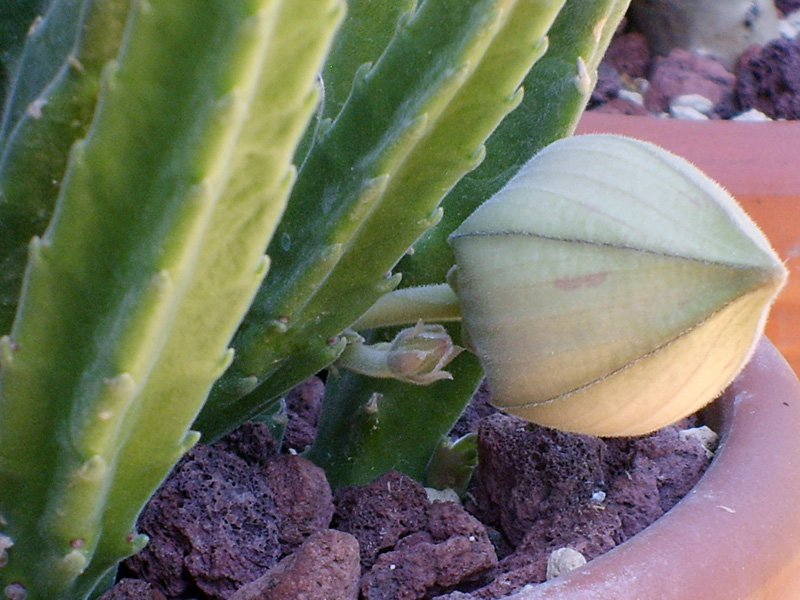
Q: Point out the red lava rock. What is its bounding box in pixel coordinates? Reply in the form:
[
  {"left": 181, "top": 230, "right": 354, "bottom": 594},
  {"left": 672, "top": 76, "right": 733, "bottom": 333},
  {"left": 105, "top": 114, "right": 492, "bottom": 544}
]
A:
[
  {"left": 265, "top": 454, "right": 334, "bottom": 554},
  {"left": 458, "top": 413, "right": 711, "bottom": 599},
  {"left": 125, "top": 444, "right": 282, "bottom": 600},
  {"left": 361, "top": 539, "right": 437, "bottom": 600},
  {"left": 590, "top": 62, "right": 622, "bottom": 105},
  {"left": 604, "top": 31, "right": 652, "bottom": 79},
  {"left": 334, "top": 470, "right": 430, "bottom": 569},
  {"left": 213, "top": 421, "right": 278, "bottom": 466},
  {"left": 471, "top": 413, "right": 608, "bottom": 547},
  {"left": 616, "top": 425, "right": 712, "bottom": 520},
  {"left": 736, "top": 38, "right": 800, "bottom": 119},
  {"left": 282, "top": 376, "right": 325, "bottom": 452},
  {"left": 502, "top": 503, "right": 622, "bottom": 580},
  {"left": 116, "top": 383, "right": 712, "bottom": 600},
  {"left": 336, "top": 470, "right": 497, "bottom": 599},
  {"left": 644, "top": 48, "right": 736, "bottom": 113},
  {"left": 97, "top": 578, "right": 167, "bottom": 600},
  {"left": 125, "top": 426, "right": 334, "bottom": 600},
  {"left": 229, "top": 529, "right": 360, "bottom": 600},
  {"left": 361, "top": 502, "right": 498, "bottom": 600},
  {"left": 776, "top": 0, "right": 800, "bottom": 14}
]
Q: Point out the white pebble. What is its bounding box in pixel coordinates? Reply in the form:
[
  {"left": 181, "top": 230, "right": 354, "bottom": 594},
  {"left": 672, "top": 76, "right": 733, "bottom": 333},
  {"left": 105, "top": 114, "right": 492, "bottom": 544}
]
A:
[
  {"left": 733, "top": 108, "right": 772, "bottom": 122},
  {"left": 679, "top": 425, "right": 719, "bottom": 458},
  {"left": 617, "top": 89, "right": 644, "bottom": 106},
  {"left": 670, "top": 104, "right": 709, "bottom": 120},
  {"left": 671, "top": 94, "right": 715, "bottom": 115},
  {"left": 0, "top": 534, "right": 12, "bottom": 567},
  {"left": 591, "top": 490, "right": 607, "bottom": 504},
  {"left": 779, "top": 20, "right": 798, "bottom": 39},
  {"left": 3, "top": 584, "right": 26, "bottom": 600},
  {"left": 779, "top": 9, "right": 800, "bottom": 38},
  {"left": 425, "top": 487, "right": 460, "bottom": 504},
  {"left": 546, "top": 547, "right": 587, "bottom": 580}
]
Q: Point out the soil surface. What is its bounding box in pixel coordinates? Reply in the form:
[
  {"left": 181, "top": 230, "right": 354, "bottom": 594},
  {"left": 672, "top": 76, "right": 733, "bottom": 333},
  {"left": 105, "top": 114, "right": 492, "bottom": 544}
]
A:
[{"left": 103, "top": 379, "right": 713, "bottom": 600}]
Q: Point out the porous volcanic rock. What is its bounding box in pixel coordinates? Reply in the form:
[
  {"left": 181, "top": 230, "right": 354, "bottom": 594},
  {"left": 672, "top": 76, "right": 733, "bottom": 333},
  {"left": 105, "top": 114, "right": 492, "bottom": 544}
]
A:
[
  {"left": 97, "top": 579, "right": 167, "bottom": 600},
  {"left": 644, "top": 48, "right": 736, "bottom": 113},
  {"left": 125, "top": 424, "right": 333, "bottom": 600},
  {"left": 282, "top": 375, "right": 325, "bottom": 452},
  {"left": 604, "top": 31, "right": 652, "bottom": 79},
  {"left": 449, "top": 412, "right": 712, "bottom": 599},
  {"left": 736, "top": 37, "right": 800, "bottom": 119},
  {"left": 229, "top": 529, "right": 360, "bottom": 600},
  {"left": 334, "top": 470, "right": 430, "bottom": 569},
  {"left": 336, "top": 470, "right": 498, "bottom": 600}
]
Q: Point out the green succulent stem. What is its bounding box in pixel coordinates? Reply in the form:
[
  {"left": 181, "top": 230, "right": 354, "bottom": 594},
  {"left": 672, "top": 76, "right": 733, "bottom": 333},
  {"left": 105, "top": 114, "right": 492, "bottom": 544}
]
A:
[
  {"left": 335, "top": 335, "right": 400, "bottom": 381},
  {"left": 0, "top": 0, "right": 341, "bottom": 597},
  {"left": 195, "top": 0, "right": 569, "bottom": 443},
  {"left": 0, "top": 0, "right": 642, "bottom": 591},
  {"left": 424, "top": 432, "right": 479, "bottom": 496},
  {"left": 0, "top": 0, "right": 133, "bottom": 334},
  {"left": 352, "top": 284, "right": 461, "bottom": 330}
]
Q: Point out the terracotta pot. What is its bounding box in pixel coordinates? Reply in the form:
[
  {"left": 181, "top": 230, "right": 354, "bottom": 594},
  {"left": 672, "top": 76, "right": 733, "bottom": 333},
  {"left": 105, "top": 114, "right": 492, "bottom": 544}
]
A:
[
  {"left": 500, "top": 337, "right": 800, "bottom": 599},
  {"left": 576, "top": 112, "right": 800, "bottom": 375}
]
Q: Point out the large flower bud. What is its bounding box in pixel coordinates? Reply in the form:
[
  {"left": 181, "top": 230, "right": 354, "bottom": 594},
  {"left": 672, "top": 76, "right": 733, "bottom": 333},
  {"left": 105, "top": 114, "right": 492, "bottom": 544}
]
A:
[{"left": 448, "top": 134, "right": 787, "bottom": 436}]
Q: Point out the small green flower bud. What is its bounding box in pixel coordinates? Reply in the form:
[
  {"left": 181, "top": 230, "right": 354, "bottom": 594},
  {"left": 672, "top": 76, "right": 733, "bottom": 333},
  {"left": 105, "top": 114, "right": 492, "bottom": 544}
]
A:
[
  {"left": 335, "top": 321, "right": 463, "bottom": 385},
  {"left": 386, "top": 320, "right": 463, "bottom": 384}
]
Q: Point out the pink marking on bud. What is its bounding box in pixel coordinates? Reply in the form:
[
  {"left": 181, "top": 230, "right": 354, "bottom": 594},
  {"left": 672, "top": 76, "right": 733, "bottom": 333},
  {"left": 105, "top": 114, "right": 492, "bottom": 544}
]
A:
[{"left": 553, "top": 271, "right": 608, "bottom": 291}]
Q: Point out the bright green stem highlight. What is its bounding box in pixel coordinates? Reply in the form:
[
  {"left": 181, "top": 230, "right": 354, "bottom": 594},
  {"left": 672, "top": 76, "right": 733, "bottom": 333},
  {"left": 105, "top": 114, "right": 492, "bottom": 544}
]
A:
[
  {"left": 335, "top": 337, "right": 399, "bottom": 380},
  {"left": 398, "top": 0, "right": 634, "bottom": 285},
  {"left": 321, "top": 0, "right": 417, "bottom": 120},
  {"left": 353, "top": 283, "right": 461, "bottom": 330}
]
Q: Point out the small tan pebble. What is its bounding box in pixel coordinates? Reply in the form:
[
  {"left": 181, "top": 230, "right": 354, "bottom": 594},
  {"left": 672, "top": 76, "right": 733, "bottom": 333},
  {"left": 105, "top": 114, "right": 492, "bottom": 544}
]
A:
[
  {"left": 679, "top": 425, "right": 718, "bottom": 458},
  {"left": 425, "top": 487, "right": 461, "bottom": 504},
  {"left": 546, "top": 547, "right": 587, "bottom": 580}
]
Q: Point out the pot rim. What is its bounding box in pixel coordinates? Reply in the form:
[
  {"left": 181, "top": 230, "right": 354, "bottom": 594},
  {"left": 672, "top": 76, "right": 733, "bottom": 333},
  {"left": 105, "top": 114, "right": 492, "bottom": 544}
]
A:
[{"left": 501, "top": 336, "right": 800, "bottom": 600}]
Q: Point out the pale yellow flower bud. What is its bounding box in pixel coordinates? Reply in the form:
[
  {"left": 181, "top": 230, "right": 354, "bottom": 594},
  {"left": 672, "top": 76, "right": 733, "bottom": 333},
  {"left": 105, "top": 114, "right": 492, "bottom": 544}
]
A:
[{"left": 448, "top": 134, "right": 787, "bottom": 436}]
